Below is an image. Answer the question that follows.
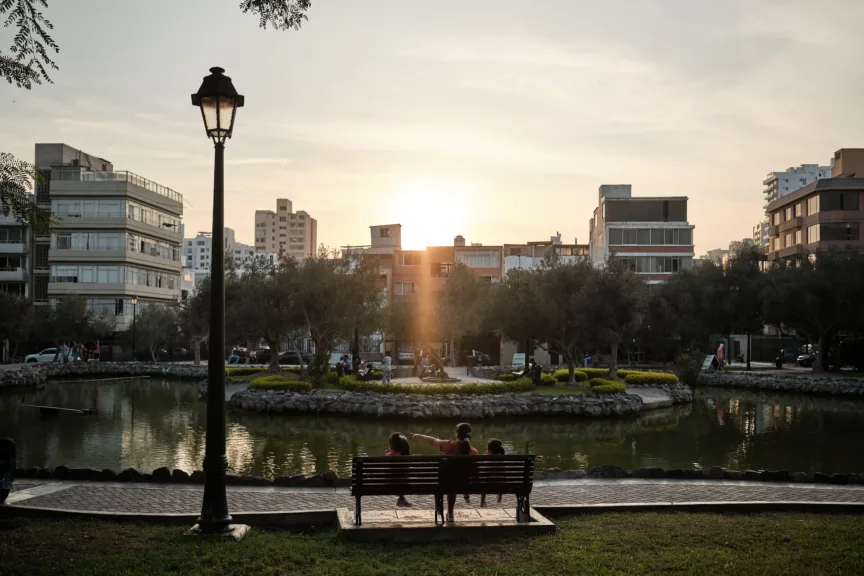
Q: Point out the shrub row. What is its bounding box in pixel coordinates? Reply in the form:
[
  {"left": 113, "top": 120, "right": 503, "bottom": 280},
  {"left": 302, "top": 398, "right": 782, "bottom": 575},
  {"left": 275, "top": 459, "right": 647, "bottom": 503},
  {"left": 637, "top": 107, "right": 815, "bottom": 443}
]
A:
[
  {"left": 248, "top": 374, "right": 313, "bottom": 392},
  {"left": 494, "top": 372, "right": 556, "bottom": 385},
  {"left": 623, "top": 371, "right": 679, "bottom": 385},
  {"left": 587, "top": 378, "right": 627, "bottom": 394},
  {"left": 226, "top": 366, "right": 299, "bottom": 377},
  {"left": 552, "top": 369, "right": 589, "bottom": 383},
  {"left": 492, "top": 372, "right": 520, "bottom": 382},
  {"left": 338, "top": 375, "right": 535, "bottom": 396},
  {"left": 540, "top": 373, "right": 557, "bottom": 386}
]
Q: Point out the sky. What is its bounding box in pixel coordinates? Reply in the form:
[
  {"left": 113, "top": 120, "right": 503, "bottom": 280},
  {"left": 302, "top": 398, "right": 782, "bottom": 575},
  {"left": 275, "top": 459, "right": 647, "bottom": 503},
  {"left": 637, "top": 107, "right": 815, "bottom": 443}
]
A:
[{"left": 3, "top": 0, "right": 864, "bottom": 253}]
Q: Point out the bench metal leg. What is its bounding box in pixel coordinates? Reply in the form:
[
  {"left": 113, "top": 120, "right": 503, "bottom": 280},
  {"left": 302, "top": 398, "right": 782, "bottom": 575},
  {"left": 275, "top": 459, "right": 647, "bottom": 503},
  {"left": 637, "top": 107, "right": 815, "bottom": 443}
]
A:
[
  {"left": 516, "top": 495, "right": 530, "bottom": 523},
  {"left": 434, "top": 494, "right": 444, "bottom": 525},
  {"left": 355, "top": 496, "right": 362, "bottom": 526}
]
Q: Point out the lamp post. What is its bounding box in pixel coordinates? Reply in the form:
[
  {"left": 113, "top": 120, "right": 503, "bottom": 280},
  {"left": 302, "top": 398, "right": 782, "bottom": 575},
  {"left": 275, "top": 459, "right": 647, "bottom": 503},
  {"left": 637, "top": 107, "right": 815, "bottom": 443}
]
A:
[
  {"left": 131, "top": 295, "right": 138, "bottom": 359},
  {"left": 190, "top": 67, "right": 245, "bottom": 537}
]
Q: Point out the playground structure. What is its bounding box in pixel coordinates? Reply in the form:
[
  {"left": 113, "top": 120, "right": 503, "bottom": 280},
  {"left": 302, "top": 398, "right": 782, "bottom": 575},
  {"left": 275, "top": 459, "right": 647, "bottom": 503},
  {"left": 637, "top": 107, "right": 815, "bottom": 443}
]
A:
[{"left": 419, "top": 347, "right": 461, "bottom": 383}]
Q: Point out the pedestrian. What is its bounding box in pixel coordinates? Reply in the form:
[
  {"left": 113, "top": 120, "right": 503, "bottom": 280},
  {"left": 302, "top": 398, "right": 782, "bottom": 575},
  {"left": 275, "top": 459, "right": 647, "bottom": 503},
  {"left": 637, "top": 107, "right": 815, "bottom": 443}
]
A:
[
  {"left": 532, "top": 359, "right": 543, "bottom": 387},
  {"left": 382, "top": 349, "right": 393, "bottom": 384},
  {"left": 716, "top": 342, "right": 725, "bottom": 371}
]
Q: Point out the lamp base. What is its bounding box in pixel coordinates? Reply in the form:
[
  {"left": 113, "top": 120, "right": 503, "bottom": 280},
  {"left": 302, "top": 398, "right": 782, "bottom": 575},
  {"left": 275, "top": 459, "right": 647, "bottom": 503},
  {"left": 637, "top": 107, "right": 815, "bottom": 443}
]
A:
[{"left": 185, "top": 523, "right": 250, "bottom": 541}]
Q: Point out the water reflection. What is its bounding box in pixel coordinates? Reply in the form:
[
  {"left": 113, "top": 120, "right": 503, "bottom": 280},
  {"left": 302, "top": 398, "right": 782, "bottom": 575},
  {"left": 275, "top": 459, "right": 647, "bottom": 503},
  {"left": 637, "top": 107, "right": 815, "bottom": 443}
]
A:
[{"left": 1, "top": 380, "right": 862, "bottom": 477}]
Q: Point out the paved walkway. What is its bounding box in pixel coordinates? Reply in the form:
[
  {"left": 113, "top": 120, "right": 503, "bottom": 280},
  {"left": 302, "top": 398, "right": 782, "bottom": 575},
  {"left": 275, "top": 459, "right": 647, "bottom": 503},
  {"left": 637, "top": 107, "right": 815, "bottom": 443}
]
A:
[{"left": 6, "top": 479, "right": 864, "bottom": 515}]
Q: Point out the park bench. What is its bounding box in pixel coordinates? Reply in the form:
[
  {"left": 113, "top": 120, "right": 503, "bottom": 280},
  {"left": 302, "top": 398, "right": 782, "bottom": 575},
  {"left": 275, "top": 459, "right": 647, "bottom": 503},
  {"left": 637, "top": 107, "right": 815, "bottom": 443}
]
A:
[{"left": 350, "top": 454, "right": 535, "bottom": 525}]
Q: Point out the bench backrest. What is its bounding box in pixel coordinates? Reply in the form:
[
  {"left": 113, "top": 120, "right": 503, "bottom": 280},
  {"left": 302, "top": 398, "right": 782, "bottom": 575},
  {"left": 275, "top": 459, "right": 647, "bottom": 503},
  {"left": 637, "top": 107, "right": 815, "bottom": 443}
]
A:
[{"left": 351, "top": 455, "right": 535, "bottom": 496}]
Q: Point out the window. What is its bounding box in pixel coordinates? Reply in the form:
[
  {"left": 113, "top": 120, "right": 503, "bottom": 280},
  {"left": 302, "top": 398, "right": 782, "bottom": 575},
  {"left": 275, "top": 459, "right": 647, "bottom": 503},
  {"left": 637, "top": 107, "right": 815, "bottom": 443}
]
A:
[
  {"left": 795, "top": 230, "right": 802, "bottom": 245},
  {"left": 197, "top": 240, "right": 205, "bottom": 245},
  {"left": 401, "top": 253, "right": 421, "bottom": 266},
  {"left": 820, "top": 223, "right": 860, "bottom": 242},
  {"left": 431, "top": 262, "right": 453, "bottom": 277},
  {"left": 380, "top": 227, "right": 391, "bottom": 238},
  {"left": 608, "top": 229, "right": 623, "bottom": 245},
  {"left": 773, "top": 212, "right": 781, "bottom": 226},
  {"left": 279, "top": 206, "right": 287, "bottom": 211},
  {"left": 795, "top": 203, "right": 802, "bottom": 217},
  {"left": 807, "top": 196, "right": 819, "bottom": 215},
  {"left": 622, "top": 229, "right": 637, "bottom": 244},
  {"left": 807, "top": 224, "right": 820, "bottom": 243},
  {"left": 56, "top": 232, "right": 72, "bottom": 249},
  {"left": 280, "top": 216, "right": 286, "bottom": 222},
  {"left": 820, "top": 192, "right": 860, "bottom": 211},
  {"left": 785, "top": 207, "right": 793, "bottom": 221},
  {"left": 456, "top": 251, "right": 501, "bottom": 268},
  {"left": 395, "top": 282, "right": 415, "bottom": 296}
]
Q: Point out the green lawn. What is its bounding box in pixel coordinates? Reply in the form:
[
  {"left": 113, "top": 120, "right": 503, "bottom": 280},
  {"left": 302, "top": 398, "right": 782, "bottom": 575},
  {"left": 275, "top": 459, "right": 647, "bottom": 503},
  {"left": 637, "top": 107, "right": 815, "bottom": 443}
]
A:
[{"left": 1, "top": 512, "right": 861, "bottom": 575}]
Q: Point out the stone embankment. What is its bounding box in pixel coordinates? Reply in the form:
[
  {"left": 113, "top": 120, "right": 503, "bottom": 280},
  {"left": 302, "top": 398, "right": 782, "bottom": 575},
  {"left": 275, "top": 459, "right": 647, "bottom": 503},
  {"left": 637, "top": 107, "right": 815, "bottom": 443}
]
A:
[
  {"left": 0, "top": 362, "right": 208, "bottom": 391},
  {"left": 230, "top": 388, "right": 643, "bottom": 419},
  {"left": 13, "top": 463, "right": 863, "bottom": 488},
  {"left": 703, "top": 372, "right": 864, "bottom": 397}
]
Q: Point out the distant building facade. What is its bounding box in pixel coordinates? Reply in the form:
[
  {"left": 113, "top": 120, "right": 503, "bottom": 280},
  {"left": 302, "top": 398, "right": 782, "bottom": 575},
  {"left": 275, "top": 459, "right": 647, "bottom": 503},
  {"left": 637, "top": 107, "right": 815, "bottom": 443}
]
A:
[{"left": 254, "top": 198, "right": 317, "bottom": 257}]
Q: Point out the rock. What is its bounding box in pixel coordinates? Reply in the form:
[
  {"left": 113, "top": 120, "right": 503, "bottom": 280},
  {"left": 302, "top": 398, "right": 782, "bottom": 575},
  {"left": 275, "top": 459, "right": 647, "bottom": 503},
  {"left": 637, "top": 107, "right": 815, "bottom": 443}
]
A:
[
  {"left": 52, "top": 465, "right": 71, "bottom": 480},
  {"left": 301, "top": 474, "right": 328, "bottom": 488},
  {"left": 36, "top": 467, "right": 53, "bottom": 479},
  {"left": 14, "top": 467, "right": 26, "bottom": 478},
  {"left": 117, "top": 467, "right": 144, "bottom": 482},
  {"left": 141, "top": 474, "right": 153, "bottom": 482},
  {"left": 190, "top": 470, "right": 205, "bottom": 484},
  {"left": 99, "top": 469, "right": 117, "bottom": 481},
  {"left": 831, "top": 473, "right": 850, "bottom": 485},
  {"left": 666, "top": 469, "right": 684, "bottom": 479},
  {"left": 725, "top": 470, "right": 744, "bottom": 480},
  {"left": 587, "top": 465, "right": 626, "bottom": 479},
  {"left": 171, "top": 469, "right": 190, "bottom": 483},
  {"left": 564, "top": 470, "right": 586, "bottom": 479},
  {"left": 703, "top": 466, "right": 725, "bottom": 480},
  {"left": 813, "top": 472, "right": 832, "bottom": 484},
  {"left": 322, "top": 471, "right": 339, "bottom": 486},
  {"left": 761, "top": 470, "right": 790, "bottom": 482},
  {"left": 538, "top": 468, "right": 562, "bottom": 480},
  {"left": 22, "top": 467, "right": 40, "bottom": 479},
  {"left": 682, "top": 469, "right": 703, "bottom": 479},
  {"left": 790, "top": 471, "right": 810, "bottom": 482},
  {"left": 70, "top": 468, "right": 102, "bottom": 481},
  {"left": 335, "top": 477, "right": 352, "bottom": 488},
  {"left": 743, "top": 470, "right": 761, "bottom": 481},
  {"left": 151, "top": 467, "right": 173, "bottom": 483},
  {"left": 644, "top": 467, "right": 665, "bottom": 478}
]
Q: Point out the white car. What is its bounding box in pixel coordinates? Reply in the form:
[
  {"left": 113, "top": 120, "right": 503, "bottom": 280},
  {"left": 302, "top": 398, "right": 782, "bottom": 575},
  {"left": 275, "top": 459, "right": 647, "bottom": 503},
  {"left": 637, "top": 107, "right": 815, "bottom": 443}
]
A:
[{"left": 25, "top": 348, "right": 58, "bottom": 363}]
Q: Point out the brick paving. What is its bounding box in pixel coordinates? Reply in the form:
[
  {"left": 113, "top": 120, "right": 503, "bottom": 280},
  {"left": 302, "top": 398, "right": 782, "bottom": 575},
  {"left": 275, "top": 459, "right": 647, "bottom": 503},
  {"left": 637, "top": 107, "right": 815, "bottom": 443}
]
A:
[{"left": 10, "top": 481, "right": 864, "bottom": 515}]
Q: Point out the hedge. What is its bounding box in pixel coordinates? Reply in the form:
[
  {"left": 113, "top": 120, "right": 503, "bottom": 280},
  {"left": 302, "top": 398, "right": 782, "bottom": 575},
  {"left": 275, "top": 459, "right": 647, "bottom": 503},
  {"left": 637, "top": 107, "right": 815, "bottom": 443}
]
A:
[
  {"left": 579, "top": 368, "right": 611, "bottom": 379},
  {"left": 540, "top": 373, "right": 557, "bottom": 386},
  {"left": 226, "top": 367, "right": 299, "bottom": 377},
  {"left": 624, "top": 371, "right": 679, "bottom": 385},
  {"left": 492, "top": 372, "right": 520, "bottom": 382},
  {"left": 553, "top": 369, "right": 588, "bottom": 383},
  {"left": 338, "top": 375, "right": 535, "bottom": 396},
  {"left": 248, "top": 375, "right": 313, "bottom": 392},
  {"left": 587, "top": 378, "right": 627, "bottom": 394}
]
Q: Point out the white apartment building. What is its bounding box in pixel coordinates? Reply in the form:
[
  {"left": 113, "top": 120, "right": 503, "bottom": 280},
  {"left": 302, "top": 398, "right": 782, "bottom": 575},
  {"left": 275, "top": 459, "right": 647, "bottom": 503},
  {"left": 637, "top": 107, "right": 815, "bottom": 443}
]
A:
[
  {"left": 763, "top": 164, "right": 831, "bottom": 208},
  {"left": 503, "top": 234, "right": 589, "bottom": 273},
  {"left": 182, "top": 227, "right": 255, "bottom": 271},
  {"left": 254, "top": 198, "right": 317, "bottom": 257},
  {"left": 35, "top": 143, "right": 183, "bottom": 329},
  {"left": 588, "top": 185, "right": 695, "bottom": 284},
  {"left": 0, "top": 212, "right": 31, "bottom": 299}
]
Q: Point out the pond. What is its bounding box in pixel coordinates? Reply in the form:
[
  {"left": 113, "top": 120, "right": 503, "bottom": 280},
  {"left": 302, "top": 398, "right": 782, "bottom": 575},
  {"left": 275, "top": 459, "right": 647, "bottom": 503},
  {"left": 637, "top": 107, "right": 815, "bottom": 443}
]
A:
[{"left": 2, "top": 379, "right": 863, "bottom": 477}]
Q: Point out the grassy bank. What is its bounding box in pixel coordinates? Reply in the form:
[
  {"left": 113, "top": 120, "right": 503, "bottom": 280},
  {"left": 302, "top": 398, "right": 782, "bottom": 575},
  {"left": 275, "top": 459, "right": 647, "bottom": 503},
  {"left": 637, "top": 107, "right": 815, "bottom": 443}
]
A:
[{"left": 1, "top": 512, "right": 862, "bottom": 575}]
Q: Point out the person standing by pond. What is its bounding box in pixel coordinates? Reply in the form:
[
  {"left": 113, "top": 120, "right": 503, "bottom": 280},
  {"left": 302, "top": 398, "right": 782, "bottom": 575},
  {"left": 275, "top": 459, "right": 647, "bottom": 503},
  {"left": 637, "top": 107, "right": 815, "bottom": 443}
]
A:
[
  {"left": 716, "top": 342, "right": 725, "bottom": 371},
  {"left": 413, "top": 423, "right": 478, "bottom": 523},
  {"left": 382, "top": 350, "right": 392, "bottom": 384}
]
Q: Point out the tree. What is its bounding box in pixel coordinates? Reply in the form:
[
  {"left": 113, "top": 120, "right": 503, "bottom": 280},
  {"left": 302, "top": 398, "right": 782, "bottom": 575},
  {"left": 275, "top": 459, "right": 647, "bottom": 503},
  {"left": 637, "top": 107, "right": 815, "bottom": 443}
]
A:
[
  {"left": 438, "top": 262, "right": 488, "bottom": 362},
  {"left": 0, "top": 0, "right": 311, "bottom": 228},
  {"left": 178, "top": 283, "right": 210, "bottom": 365},
  {"left": 722, "top": 247, "right": 766, "bottom": 370},
  {"left": 490, "top": 260, "right": 596, "bottom": 384},
  {"left": 295, "top": 248, "right": 384, "bottom": 380},
  {"left": 42, "top": 296, "right": 113, "bottom": 355},
  {"left": 384, "top": 296, "right": 419, "bottom": 367},
  {"left": 228, "top": 255, "right": 306, "bottom": 372},
  {"left": 0, "top": 292, "right": 35, "bottom": 360},
  {"left": 134, "top": 304, "right": 180, "bottom": 361},
  {"left": 584, "top": 262, "right": 646, "bottom": 379},
  {"left": 762, "top": 251, "right": 863, "bottom": 373}
]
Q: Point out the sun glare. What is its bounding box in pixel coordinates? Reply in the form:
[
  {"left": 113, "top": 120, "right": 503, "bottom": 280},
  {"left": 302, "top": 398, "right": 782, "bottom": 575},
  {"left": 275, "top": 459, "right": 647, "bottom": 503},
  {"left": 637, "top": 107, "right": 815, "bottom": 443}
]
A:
[{"left": 388, "top": 180, "right": 474, "bottom": 249}]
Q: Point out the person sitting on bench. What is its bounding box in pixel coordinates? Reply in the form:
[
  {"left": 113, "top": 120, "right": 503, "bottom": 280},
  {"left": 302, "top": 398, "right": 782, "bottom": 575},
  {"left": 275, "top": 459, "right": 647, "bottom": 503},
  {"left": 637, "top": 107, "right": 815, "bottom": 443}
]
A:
[{"left": 413, "top": 422, "right": 478, "bottom": 523}]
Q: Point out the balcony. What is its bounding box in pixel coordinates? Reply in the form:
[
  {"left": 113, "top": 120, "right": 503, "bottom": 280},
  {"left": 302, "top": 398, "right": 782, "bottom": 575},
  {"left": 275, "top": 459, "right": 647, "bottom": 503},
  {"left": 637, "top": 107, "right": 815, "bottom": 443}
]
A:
[
  {"left": 0, "top": 240, "right": 28, "bottom": 254},
  {"left": 0, "top": 267, "right": 27, "bottom": 282},
  {"left": 778, "top": 217, "right": 802, "bottom": 233},
  {"left": 767, "top": 225, "right": 780, "bottom": 238},
  {"left": 767, "top": 244, "right": 804, "bottom": 261},
  {"left": 51, "top": 168, "right": 183, "bottom": 205}
]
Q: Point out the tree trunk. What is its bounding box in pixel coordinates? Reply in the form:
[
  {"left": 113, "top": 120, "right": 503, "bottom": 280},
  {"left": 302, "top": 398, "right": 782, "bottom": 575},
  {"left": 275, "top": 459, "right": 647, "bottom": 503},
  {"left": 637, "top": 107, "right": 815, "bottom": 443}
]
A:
[
  {"left": 609, "top": 343, "right": 619, "bottom": 380},
  {"left": 149, "top": 345, "right": 158, "bottom": 362},
  {"left": 267, "top": 339, "right": 281, "bottom": 373},
  {"left": 746, "top": 332, "right": 752, "bottom": 371},
  {"left": 246, "top": 339, "right": 254, "bottom": 365},
  {"left": 567, "top": 354, "right": 575, "bottom": 385},
  {"left": 193, "top": 339, "right": 201, "bottom": 365}
]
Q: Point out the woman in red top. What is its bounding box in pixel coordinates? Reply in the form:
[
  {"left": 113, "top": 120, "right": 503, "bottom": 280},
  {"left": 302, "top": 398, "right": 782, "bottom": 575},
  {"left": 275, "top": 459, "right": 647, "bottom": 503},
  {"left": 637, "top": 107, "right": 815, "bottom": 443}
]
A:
[{"left": 413, "top": 422, "right": 478, "bottom": 523}]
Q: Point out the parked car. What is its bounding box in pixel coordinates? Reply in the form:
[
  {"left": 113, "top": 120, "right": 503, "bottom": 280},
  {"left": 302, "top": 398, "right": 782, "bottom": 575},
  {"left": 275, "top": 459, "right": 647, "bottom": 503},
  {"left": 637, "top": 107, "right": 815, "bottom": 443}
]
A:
[
  {"left": 797, "top": 351, "right": 833, "bottom": 368},
  {"left": 24, "top": 348, "right": 57, "bottom": 363},
  {"left": 279, "top": 351, "right": 312, "bottom": 365}
]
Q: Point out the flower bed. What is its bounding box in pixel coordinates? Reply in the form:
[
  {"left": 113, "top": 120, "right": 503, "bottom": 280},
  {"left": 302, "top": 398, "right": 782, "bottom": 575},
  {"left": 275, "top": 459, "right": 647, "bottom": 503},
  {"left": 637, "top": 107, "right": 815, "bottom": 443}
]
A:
[
  {"left": 338, "top": 375, "right": 535, "bottom": 396},
  {"left": 248, "top": 374, "right": 313, "bottom": 392},
  {"left": 588, "top": 378, "right": 627, "bottom": 394}
]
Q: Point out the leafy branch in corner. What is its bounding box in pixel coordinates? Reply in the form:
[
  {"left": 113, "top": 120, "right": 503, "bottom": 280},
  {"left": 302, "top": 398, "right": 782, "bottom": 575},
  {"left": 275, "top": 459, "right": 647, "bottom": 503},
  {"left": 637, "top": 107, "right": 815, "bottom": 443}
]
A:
[
  {"left": 239, "top": 0, "right": 311, "bottom": 30},
  {"left": 0, "top": 152, "right": 56, "bottom": 233},
  {"left": 0, "top": 0, "right": 58, "bottom": 89}
]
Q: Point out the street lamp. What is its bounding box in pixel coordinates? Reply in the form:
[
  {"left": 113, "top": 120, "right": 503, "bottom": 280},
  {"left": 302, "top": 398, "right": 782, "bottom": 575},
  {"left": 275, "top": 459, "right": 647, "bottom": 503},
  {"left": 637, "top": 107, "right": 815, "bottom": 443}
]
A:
[
  {"left": 131, "top": 295, "right": 138, "bottom": 360},
  {"left": 190, "top": 67, "right": 246, "bottom": 538}
]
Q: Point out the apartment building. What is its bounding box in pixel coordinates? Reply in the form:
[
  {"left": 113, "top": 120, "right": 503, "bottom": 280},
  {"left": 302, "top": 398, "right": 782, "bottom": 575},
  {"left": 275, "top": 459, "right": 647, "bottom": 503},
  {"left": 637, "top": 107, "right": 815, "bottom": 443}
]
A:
[
  {"left": 182, "top": 227, "right": 255, "bottom": 271},
  {"left": 254, "top": 198, "right": 317, "bottom": 257},
  {"left": 763, "top": 164, "right": 831, "bottom": 208},
  {"left": 35, "top": 143, "right": 183, "bottom": 329},
  {"left": 0, "top": 212, "right": 31, "bottom": 299},
  {"left": 503, "top": 234, "right": 589, "bottom": 273},
  {"left": 766, "top": 178, "right": 863, "bottom": 261},
  {"left": 588, "top": 185, "right": 695, "bottom": 284}
]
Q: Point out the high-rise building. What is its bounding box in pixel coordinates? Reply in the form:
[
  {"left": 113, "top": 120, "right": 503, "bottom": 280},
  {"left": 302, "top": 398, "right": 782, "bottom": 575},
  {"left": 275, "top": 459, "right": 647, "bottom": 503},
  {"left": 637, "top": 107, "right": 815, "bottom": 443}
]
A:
[
  {"left": 35, "top": 143, "right": 183, "bottom": 330},
  {"left": 182, "top": 227, "right": 255, "bottom": 271},
  {"left": 763, "top": 164, "right": 831, "bottom": 208},
  {"left": 588, "top": 185, "right": 695, "bottom": 284},
  {"left": 254, "top": 198, "right": 317, "bottom": 257},
  {"left": 0, "top": 212, "right": 31, "bottom": 300}
]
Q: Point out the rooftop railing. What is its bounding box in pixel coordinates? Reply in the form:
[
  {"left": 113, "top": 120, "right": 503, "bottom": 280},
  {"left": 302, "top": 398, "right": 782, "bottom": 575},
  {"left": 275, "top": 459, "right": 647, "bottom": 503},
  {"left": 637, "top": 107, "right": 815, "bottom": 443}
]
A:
[{"left": 51, "top": 168, "right": 183, "bottom": 204}]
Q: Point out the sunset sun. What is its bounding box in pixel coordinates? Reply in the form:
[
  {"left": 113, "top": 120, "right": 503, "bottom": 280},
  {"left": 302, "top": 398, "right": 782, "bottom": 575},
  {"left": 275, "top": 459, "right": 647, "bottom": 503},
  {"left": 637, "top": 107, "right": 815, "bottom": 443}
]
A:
[{"left": 388, "top": 180, "right": 473, "bottom": 249}]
